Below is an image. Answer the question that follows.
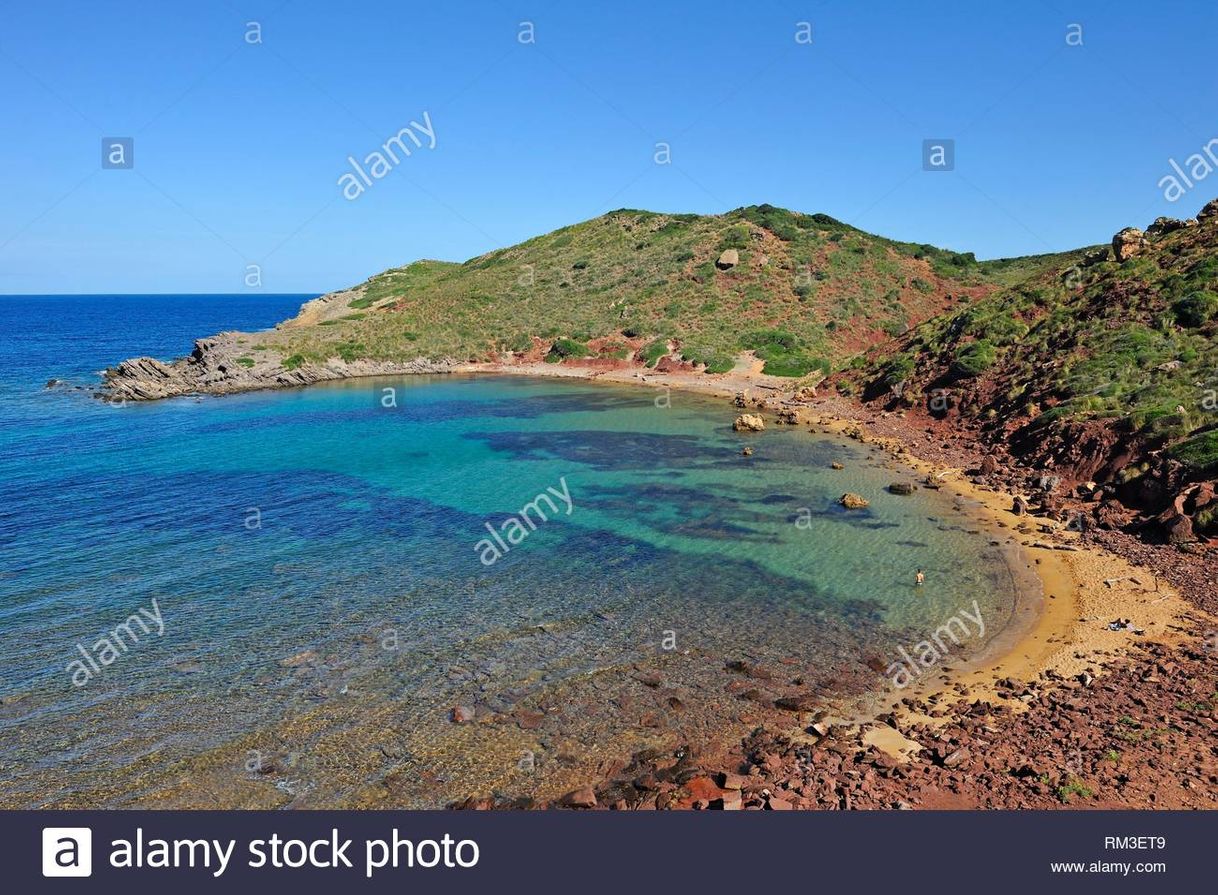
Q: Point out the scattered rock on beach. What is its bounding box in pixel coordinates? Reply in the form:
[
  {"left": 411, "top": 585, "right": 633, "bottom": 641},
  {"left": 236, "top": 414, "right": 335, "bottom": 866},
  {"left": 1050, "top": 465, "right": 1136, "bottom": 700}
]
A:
[
  {"left": 562, "top": 787, "right": 598, "bottom": 808},
  {"left": 888, "top": 482, "right": 916, "bottom": 495},
  {"left": 733, "top": 413, "right": 765, "bottom": 432}
]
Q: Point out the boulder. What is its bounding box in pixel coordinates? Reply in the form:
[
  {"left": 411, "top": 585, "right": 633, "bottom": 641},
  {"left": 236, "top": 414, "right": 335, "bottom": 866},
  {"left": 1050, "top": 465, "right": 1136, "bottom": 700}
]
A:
[
  {"left": 1094, "top": 500, "right": 1132, "bottom": 530},
  {"left": 1081, "top": 247, "right": 1109, "bottom": 266},
  {"left": 450, "top": 705, "right": 476, "bottom": 723},
  {"left": 562, "top": 787, "right": 598, "bottom": 809},
  {"left": 941, "top": 747, "right": 972, "bottom": 769},
  {"left": 716, "top": 248, "right": 739, "bottom": 270},
  {"left": 979, "top": 455, "right": 1000, "bottom": 476},
  {"left": 1147, "top": 216, "right": 1188, "bottom": 237},
  {"left": 1012, "top": 495, "right": 1029, "bottom": 516},
  {"left": 888, "top": 482, "right": 916, "bottom": 495},
  {"left": 733, "top": 413, "right": 765, "bottom": 432},
  {"left": 1158, "top": 511, "right": 1195, "bottom": 544},
  {"left": 1198, "top": 198, "right": 1218, "bottom": 221},
  {"left": 839, "top": 492, "right": 870, "bottom": 509},
  {"left": 1112, "top": 227, "right": 1147, "bottom": 261}
]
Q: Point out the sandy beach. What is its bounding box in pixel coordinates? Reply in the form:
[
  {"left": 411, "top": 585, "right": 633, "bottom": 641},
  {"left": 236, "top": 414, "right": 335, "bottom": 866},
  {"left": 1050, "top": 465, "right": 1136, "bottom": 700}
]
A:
[{"left": 440, "top": 356, "right": 1215, "bottom": 810}]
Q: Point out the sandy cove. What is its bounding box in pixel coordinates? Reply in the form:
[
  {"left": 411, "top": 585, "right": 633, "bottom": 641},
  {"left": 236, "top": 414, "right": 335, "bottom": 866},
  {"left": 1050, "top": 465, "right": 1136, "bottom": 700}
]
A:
[
  {"left": 93, "top": 349, "right": 1216, "bottom": 808},
  {"left": 464, "top": 355, "right": 1197, "bottom": 696},
  {"left": 445, "top": 357, "right": 1216, "bottom": 810}
]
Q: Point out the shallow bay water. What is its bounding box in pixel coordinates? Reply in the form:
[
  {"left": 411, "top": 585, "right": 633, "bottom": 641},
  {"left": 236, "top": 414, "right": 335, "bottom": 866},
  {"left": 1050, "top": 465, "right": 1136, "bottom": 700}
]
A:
[{"left": 0, "top": 296, "right": 1022, "bottom": 807}]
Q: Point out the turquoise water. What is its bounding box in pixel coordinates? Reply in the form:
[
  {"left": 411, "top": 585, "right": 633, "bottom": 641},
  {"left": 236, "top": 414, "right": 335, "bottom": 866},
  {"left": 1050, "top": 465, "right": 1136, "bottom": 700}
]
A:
[{"left": 0, "top": 296, "right": 1020, "bottom": 807}]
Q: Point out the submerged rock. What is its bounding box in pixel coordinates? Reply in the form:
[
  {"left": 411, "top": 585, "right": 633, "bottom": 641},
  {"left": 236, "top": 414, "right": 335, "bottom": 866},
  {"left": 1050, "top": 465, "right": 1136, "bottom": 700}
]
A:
[
  {"left": 839, "top": 492, "right": 869, "bottom": 509},
  {"left": 888, "top": 482, "right": 916, "bottom": 495}
]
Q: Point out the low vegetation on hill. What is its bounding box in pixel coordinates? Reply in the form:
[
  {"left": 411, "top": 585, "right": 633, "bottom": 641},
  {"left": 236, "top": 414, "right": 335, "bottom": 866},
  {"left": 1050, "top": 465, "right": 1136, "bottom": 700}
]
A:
[
  {"left": 270, "top": 205, "right": 1032, "bottom": 378},
  {"left": 850, "top": 203, "right": 1218, "bottom": 529}
]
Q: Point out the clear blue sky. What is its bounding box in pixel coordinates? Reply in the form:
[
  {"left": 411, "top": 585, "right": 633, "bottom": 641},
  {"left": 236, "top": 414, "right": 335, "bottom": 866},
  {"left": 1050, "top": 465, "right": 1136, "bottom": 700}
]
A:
[{"left": 2, "top": 0, "right": 1217, "bottom": 293}]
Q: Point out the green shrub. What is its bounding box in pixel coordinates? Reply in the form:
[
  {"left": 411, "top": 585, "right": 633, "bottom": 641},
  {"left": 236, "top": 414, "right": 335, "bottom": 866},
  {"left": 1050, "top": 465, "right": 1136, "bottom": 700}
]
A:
[
  {"left": 639, "top": 339, "right": 670, "bottom": 367},
  {"left": 505, "top": 333, "right": 533, "bottom": 353},
  {"left": 952, "top": 340, "right": 997, "bottom": 377},
  {"left": 1168, "top": 430, "right": 1218, "bottom": 473},
  {"left": 681, "top": 346, "right": 734, "bottom": 374},
  {"left": 742, "top": 329, "right": 800, "bottom": 353},
  {"left": 718, "top": 224, "right": 750, "bottom": 250},
  {"left": 884, "top": 354, "right": 915, "bottom": 386},
  {"left": 761, "top": 354, "right": 829, "bottom": 377},
  {"left": 1172, "top": 291, "right": 1218, "bottom": 327},
  {"left": 336, "top": 342, "right": 365, "bottom": 362},
  {"left": 235, "top": 356, "right": 255, "bottom": 368},
  {"left": 737, "top": 204, "right": 801, "bottom": 240},
  {"left": 547, "top": 338, "right": 591, "bottom": 360},
  {"left": 282, "top": 354, "right": 306, "bottom": 370}
]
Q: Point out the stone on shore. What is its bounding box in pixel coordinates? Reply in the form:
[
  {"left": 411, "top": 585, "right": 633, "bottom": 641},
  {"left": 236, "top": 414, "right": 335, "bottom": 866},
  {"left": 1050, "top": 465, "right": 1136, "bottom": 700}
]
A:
[
  {"left": 562, "top": 787, "right": 598, "bottom": 808},
  {"left": 888, "top": 482, "right": 916, "bottom": 495},
  {"left": 733, "top": 413, "right": 765, "bottom": 432}
]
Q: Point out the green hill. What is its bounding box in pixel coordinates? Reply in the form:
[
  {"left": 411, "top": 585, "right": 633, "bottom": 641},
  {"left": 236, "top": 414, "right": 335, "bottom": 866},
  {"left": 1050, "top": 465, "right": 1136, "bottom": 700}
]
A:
[
  {"left": 269, "top": 205, "right": 1040, "bottom": 378},
  {"left": 848, "top": 202, "right": 1218, "bottom": 531}
]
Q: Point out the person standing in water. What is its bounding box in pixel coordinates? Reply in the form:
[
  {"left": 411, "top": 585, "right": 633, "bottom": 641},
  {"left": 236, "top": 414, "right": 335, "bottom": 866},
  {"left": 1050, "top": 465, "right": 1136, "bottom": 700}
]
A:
[{"left": 915, "top": 568, "right": 925, "bottom": 587}]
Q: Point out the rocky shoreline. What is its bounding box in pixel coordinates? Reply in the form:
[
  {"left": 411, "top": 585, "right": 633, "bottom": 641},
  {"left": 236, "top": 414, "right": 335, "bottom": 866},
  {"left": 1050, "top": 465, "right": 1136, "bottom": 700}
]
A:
[
  {"left": 91, "top": 337, "right": 1216, "bottom": 811},
  {"left": 100, "top": 331, "right": 458, "bottom": 402},
  {"left": 443, "top": 364, "right": 1216, "bottom": 810}
]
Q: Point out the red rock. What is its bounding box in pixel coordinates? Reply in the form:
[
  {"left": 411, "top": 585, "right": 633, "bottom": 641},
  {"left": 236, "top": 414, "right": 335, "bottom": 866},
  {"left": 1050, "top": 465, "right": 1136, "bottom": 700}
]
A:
[
  {"left": 450, "top": 705, "right": 475, "bottom": 723},
  {"left": 775, "top": 694, "right": 819, "bottom": 712},
  {"left": 563, "top": 787, "right": 598, "bottom": 808},
  {"left": 718, "top": 790, "right": 743, "bottom": 810},
  {"left": 719, "top": 772, "right": 748, "bottom": 790},
  {"left": 512, "top": 709, "right": 544, "bottom": 730}
]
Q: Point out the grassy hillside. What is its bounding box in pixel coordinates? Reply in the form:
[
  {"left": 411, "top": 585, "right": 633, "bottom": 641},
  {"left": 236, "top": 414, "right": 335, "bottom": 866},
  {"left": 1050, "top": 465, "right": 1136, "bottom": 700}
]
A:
[
  {"left": 265, "top": 205, "right": 1037, "bottom": 378},
  {"left": 853, "top": 210, "right": 1218, "bottom": 482}
]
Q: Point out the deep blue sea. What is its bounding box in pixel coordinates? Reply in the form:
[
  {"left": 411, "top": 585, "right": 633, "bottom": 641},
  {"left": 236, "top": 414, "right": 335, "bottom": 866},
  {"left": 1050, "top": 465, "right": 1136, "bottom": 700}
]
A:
[{"left": 0, "top": 295, "right": 1024, "bottom": 808}]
